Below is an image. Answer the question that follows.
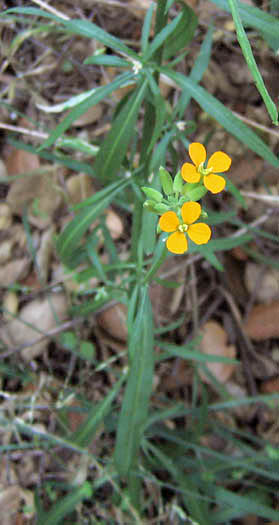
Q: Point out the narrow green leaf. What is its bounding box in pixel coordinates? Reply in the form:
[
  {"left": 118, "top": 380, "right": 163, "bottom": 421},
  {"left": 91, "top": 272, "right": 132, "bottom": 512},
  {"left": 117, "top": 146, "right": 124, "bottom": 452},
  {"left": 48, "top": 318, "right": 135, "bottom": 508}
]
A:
[
  {"left": 147, "top": 92, "right": 167, "bottom": 154},
  {"left": 71, "top": 374, "right": 125, "bottom": 447},
  {"left": 176, "top": 25, "right": 213, "bottom": 118},
  {"left": 158, "top": 341, "right": 238, "bottom": 364},
  {"left": 57, "top": 179, "right": 129, "bottom": 263},
  {"left": 39, "top": 72, "right": 134, "bottom": 150},
  {"left": 2, "top": 8, "right": 138, "bottom": 57},
  {"left": 37, "top": 482, "right": 92, "bottom": 525},
  {"left": 141, "top": 3, "right": 156, "bottom": 54},
  {"left": 114, "top": 287, "right": 154, "bottom": 477},
  {"left": 163, "top": 4, "right": 198, "bottom": 60},
  {"left": 144, "top": 12, "right": 183, "bottom": 60},
  {"left": 146, "top": 442, "right": 210, "bottom": 525},
  {"left": 161, "top": 68, "right": 279, "bottom": 167},
  {"left": 214, "top": 487, "right": 279, "bottom": 522},
  {"left": 93, "top": 79, "right": 148, "bottom": 180},
  {"left": 84, "top": 55, "right": 130, "bottom": 67},
  {"left": 228, "top": 0, "right": 278, "bottom": 124},
  {"left": 210, "top": 0, "right": 279, "bottom": 40}
]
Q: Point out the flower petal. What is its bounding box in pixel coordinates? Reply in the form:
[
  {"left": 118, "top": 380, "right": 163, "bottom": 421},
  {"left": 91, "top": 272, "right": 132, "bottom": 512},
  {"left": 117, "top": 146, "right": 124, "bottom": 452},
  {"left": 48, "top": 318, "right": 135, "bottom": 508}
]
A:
[
  {"left": 166, "top": 232, "right": 188, "bottom": 254},
  {"left": 159, "top": 211, "right": 179, "bottom": 232},
  {"left": 207, "top": 151, "right": 231, "bottom": 173},
  {"left": 188, "top": 223, "right": 211, "bottom": 245},
  {"left": 204, "top": 173, "right": 226, "bottom": 194},
  {"left": 189, "top": 142, "right": 206, "bottom": 167},
  {"left": 181, "top": 201, "right": 201, "bottom": 225},
  {"left": 181, "top": 163, "right": 200, "bottom": 183}
]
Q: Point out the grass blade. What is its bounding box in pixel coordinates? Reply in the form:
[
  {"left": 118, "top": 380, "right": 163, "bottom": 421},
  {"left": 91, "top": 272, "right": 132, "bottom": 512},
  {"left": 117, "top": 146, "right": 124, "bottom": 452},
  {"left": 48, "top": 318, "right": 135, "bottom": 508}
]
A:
[
  {"left": 71, "top": 374, "right": 126, "bottom": 447},
  {"left": 228, "top": 0, "right": 278, "bottom": 124}
]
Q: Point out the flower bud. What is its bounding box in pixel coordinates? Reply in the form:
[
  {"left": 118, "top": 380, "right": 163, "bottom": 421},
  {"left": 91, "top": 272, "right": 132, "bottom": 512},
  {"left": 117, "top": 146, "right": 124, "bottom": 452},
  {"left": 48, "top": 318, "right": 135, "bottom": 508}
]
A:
[
  {"left": 173, "top": 171, "right": 183, "bottom": 193},
  {"left": 182, "top": 183, "right": 208, "bottom": 201},
  {"left": 159, "top": 167, "right": 173, "bottom": 195},
  {"left": 142, "top": 187, "right": 163, "bottom": 202}
]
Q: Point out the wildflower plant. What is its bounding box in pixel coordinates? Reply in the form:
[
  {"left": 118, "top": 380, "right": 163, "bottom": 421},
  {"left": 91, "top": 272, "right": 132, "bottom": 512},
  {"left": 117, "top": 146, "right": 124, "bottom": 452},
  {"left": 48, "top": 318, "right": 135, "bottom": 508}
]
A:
[
  {"left": 2, "top": 1, "right": 279, "bottom": 524},
  {"left": 142, "top": 141, "right": 230, "bottom": 255}
]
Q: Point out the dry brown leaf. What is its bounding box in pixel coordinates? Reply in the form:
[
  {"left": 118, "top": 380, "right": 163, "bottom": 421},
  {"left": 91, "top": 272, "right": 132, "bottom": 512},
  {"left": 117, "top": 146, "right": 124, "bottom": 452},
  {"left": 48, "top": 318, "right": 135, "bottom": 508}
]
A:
[
  {"left": 260, "top": 377, "right": 279, "bottom": 394},
  {"left": 243, "top": 302, "right": 279, "bottom": 340},
  {"left": 73, "top": 104, "right": 103, "bottom": 126},
  {"left": 0, "top": 203, "right": 12, "bottom": 230},
  {"left": 6, "top": 147, "right": 40, "bottom": 176},
  {"left": 105, "top": 209, "right": 124, "bottom": 240},
  {"left": 0, "top": 258, "right": 30, "bottom": 286},
  {"left": 0, "top": 239, "right": 13, "bottom": 264},
  {"left": 97, "top": 302, "right": 127, "bottom": 341},
  {"left": 0, "top": 486, "right": 21, "bottom": 523},
  {"left": 1, "top": 293, "right": 68, "bottom": 361},
  {"left": 245, "top": 263, "right": 279, "bottom": 303},
  {"left": 37, "top": 225, "right": 55, "bottom": 284},
  {"left": 66, "top": 173, "right": 94, "bottom": 205},
  {"left": 7, "top": 170, "right": 62, "bottom": 229},
  {"left": 199, "top": 321, "right": 237, "bottom": 383},
  {"left": 3, "top": 291, "right": 19, "bottom": 321}
]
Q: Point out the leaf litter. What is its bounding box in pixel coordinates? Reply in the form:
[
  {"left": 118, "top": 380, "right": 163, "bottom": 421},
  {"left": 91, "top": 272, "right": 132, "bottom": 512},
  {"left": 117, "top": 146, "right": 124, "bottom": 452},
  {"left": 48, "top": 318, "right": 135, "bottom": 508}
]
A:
[{"left": 0, "top": 0, "right": 279, "bottom": 522}]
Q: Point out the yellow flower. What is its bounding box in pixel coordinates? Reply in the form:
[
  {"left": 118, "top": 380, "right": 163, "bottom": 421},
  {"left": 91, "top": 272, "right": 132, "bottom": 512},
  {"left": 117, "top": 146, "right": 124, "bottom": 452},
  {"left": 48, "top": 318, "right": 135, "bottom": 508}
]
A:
[
  {"left": 159, "top": 201, "right": 211, "bottom": 254},
  {"left": 181, "top": 142, "right": 231, "bottom": 194}
]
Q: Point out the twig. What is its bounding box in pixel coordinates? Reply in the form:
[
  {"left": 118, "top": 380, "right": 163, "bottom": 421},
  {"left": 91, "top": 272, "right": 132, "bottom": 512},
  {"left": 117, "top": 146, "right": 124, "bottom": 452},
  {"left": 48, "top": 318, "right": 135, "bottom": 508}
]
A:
[
  {"left": 0, "top": 122, "right": 48, "bottom": 139},
  {"left": 30, "top": 0, "right": 70, "bottom": 20},
  {"left": 232, "top": 110, "right": 279, "bottom": 138},
  {"left": 241, "top": 191, "right": 279, "bottom": 204}
]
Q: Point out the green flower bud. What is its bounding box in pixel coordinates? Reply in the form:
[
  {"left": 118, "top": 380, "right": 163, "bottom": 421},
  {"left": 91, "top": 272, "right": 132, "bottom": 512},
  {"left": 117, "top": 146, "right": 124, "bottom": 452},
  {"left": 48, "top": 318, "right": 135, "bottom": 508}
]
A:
[
  {"left": 159, "top": 166, "right": 173, "bottom": 195},
  {"left": 143, "top": 200, "right": 159, "bottom": 213},
  {"left": 153, "top": 202, "right": 170, "bottom": 214},
  {"left": 142, "top": 186, "right": 163, "bottom": 202},
  {"left": 182, "top": 183, "right": 208, "bottom": 201},
  {"left": 173, "top": 171, "right": 184, "bottom": 193}
]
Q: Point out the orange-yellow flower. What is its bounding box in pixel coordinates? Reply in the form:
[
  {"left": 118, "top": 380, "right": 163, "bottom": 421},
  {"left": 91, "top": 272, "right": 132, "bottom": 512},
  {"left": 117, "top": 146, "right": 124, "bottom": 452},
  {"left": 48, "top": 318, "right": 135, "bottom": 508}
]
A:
[
  {"left": 181, "top": 142, "right": 231, "bottom": 194},
  {"left": 159, "top": 201, "right": 211, "bottom": 254}
]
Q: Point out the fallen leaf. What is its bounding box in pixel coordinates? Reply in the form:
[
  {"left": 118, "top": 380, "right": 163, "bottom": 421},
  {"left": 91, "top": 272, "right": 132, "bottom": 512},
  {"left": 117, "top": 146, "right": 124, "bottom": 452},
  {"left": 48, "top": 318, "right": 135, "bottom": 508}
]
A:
[
  {"left": 260, "top": 377, "right": 279, "bottom": 394},
  {"left": 0, "top": 203, "right": 12, "bottom": 230},
  {"left": 7, "top": 170, "right": 62, "bottom": 229},
  {"left": 6, "top": 147, "right": 40, "bottom": 176},
  {"left": 243, "top": 302, "right": 279, "bottom": 340},
  {"left": 0, "top": 258, "right": 30, "bottom": 287},
  {"left": 245, "top": 263, "right": 279, "bottom": 303},
  {"left": 66, "top": 173, "right": 94, "bottom": 205},
  {"left": 104, "top": 209, "right": 123, "bottom": 240},
  {"left": 199, "top": 321, "right": 237, "bottom": 383},
  {"left": 97, "top": 302, "right": 127, "bottom": 341},
  {"left": 3, "top": 291, "right": 19, "bottom": 321},
  {"left": 73, "top": 104, "right": 103, "bottom": 126},
  {"left": 0, "top": 239, "right": 13, "bottom": 264},
  {"left": 37, "top": 225, "right": 55, "bottom": 284},
  {"left": 1, "top": 293, "right": 68, "bottom": 361}
]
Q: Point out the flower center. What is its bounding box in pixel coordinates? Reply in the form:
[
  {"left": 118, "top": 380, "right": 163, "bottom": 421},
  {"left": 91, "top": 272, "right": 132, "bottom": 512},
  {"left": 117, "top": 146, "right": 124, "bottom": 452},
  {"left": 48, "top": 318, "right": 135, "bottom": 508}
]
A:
[
  {"left": 178, "top": 223, "right": 188, "bottom": 233},
  {"left": 198, "top": 162, "right": 213, "bottom": 177}
]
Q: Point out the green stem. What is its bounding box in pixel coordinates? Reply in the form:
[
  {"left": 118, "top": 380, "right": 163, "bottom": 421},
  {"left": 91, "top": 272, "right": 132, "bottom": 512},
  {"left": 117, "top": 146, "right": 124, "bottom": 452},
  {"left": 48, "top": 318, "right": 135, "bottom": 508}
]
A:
[
  {"left": 130, "top": 0, "right": 169, "bottom": 264},
  {"left": 130, "top": 197, "right": 143, "bottom": 262},
  {"left": 143, "top": 244, "right": 168, "bottom": 284}
]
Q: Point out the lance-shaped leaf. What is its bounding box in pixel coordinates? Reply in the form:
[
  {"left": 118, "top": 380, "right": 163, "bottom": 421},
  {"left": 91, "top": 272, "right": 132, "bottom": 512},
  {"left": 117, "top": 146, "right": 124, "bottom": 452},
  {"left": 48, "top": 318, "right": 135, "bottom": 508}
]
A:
[
  {"left": 114, "top": 286, "right": 154, "bottom": 477},
  {"left": 93, "top": 79, "right": 148, "bottom": 180}
]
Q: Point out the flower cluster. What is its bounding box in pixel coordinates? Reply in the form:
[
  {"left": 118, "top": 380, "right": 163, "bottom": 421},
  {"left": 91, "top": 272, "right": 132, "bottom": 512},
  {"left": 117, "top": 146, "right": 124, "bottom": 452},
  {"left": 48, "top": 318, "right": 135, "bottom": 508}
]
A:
[{"left": 142, "top": 142, "right": 231, "bottom": 254}]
